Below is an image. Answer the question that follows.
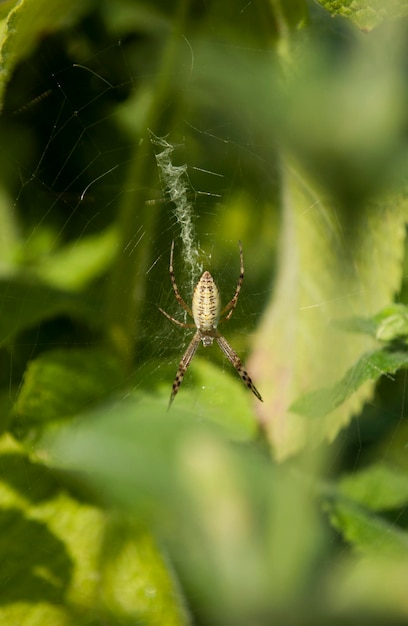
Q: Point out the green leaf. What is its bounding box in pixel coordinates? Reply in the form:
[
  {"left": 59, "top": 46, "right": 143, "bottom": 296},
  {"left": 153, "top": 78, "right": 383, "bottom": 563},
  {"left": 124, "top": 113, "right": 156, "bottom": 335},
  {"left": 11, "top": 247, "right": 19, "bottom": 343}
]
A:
[
  {"left": 339, "top": 463, "right": 408, "bottom": 511},
  {"left": 333, "top": 315, "right": 379, "bottom": 337},
  {"left": 163, "top": 357, "right": 258, "bottom": 441},
  {"left": 250, "top": 169, "right": 408, "bottom": 457},
  {"left": 15, "top": 348, "right": 126, "bottom": 423},
  {"left": 0, "top": 434, "right": 188, "bottom": 625},
  {"left": 326, "top": 553, "right": 408, "bottom": 617},
  {"left": 322, "top": 462, "right": 408, "bottom": 559},
  {"left": 43, "top": 393, "right": 321, "bottom": 621},
  {"left": 0, "top": 186, "right": 20, "bottom": 271},
  {"left": 291, "top": 348, "right": 408, "bottom": 419},
  {"left": 45, "top": 394, "right": 230, "bottom": 516},
  {"left": 335, "top": 304, "right": 408, "bottom": 342},
  {"left": 374, "top": 304, "right": 408, "bottom": 342},
  {"left": 324, "top": 496, "right": 408, "bottom": 558},
  {"left": 0, "top": 0, "right": 91, "bottom": 107},
  {"left": 33, "top": 227, "right": 118, "bottom": 291},
  {"left": 0, "top": 1, "right": 17, "bottom": 22},
  {"left": 315, "top": 0, "right": 408, "bottom": 31},
  {"left": 0, "top": 279, "right": 98, "bottom": 345},
  {"left": 98, "top": 518, "right": 191, "bottom": 626}
]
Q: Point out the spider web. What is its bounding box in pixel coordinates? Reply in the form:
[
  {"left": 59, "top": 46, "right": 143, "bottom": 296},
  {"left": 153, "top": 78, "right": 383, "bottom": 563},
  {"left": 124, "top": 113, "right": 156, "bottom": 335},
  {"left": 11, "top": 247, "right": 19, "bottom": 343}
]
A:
[{"left": 3, "top": 28, "right": 269, "bottom": 410}]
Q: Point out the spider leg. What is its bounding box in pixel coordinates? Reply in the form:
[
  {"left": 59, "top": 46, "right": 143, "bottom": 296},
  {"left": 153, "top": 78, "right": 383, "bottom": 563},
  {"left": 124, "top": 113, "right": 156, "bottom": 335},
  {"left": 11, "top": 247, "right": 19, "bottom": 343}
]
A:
[
  {"left": 169, "top": 240, "right": 193, "bottom": 317},
  {"left": 215, "top": 332, "right": 263, "bottom": 402},
  {"left": 159, "top": 307, "right": 195, "bottom": 329},
  {"left": 168, "top": 331, "right": 201, "bottom": 409},
  {"left": 219, "top": 241, "right": 244, "bottom": 322}
]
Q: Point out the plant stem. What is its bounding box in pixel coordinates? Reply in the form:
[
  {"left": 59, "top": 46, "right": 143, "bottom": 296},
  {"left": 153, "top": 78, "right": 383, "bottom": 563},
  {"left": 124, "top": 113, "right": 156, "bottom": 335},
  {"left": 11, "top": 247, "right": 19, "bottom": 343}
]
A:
[{"left": 105, "top": 0, "right": 191, "bottom": 367}]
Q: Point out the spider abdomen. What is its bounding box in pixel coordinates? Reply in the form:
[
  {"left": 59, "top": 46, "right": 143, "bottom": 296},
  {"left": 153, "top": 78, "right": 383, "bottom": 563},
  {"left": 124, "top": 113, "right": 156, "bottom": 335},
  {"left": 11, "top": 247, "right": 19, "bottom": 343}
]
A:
[{"left": 192, "top": 271, "right": 221, "bottom": 333}]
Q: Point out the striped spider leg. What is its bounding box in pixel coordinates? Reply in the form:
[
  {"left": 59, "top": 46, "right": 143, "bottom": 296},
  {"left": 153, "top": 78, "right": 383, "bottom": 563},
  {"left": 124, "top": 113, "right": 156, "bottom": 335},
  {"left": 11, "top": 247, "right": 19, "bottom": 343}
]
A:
[{"left": 159, "top": 241, "right": 263, "bottom": 408}]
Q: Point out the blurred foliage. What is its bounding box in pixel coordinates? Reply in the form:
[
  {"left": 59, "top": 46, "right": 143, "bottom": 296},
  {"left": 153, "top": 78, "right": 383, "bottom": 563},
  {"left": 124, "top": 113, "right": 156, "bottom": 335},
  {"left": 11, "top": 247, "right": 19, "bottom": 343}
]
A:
[{"left": 1, "top": 0, "right": 408, "bottom": 624}]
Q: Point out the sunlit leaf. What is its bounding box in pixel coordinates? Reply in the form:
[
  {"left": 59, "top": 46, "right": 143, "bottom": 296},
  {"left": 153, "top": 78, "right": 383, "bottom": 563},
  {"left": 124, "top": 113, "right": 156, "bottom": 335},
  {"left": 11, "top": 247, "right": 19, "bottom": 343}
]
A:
[
  {"left": 0, "top": 1, "right": 17, "bottom": 22},
  {"left": 0, "top": 434, "right": 188, "bottom": 626},
  {"left": 251, "top": 171, "right": 408, "bottom": 457},
  {"left": 316, "top": 0, "right": 408, "bottom": 31}
]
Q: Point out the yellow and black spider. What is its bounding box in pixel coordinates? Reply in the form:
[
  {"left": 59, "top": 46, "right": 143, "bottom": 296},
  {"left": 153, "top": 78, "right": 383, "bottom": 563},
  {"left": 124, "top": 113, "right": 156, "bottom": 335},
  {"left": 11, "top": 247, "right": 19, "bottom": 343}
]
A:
[{"left": 160, "top": 241, "right": 263, "bottom": 407}]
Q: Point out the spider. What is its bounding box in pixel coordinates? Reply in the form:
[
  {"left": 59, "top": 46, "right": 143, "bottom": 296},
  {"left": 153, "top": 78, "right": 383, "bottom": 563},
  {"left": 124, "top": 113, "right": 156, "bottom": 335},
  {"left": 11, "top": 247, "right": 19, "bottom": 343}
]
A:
[{"left": 159, "top": 240, "right": 263, "bottom": 408}]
